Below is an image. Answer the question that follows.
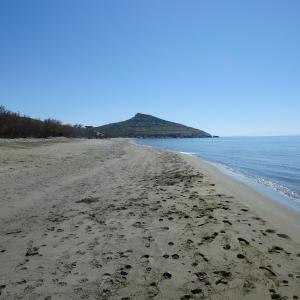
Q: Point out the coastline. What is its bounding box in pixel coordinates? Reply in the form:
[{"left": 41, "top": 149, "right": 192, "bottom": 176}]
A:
[
  {"left": 134, "top": 136, "right": 300, "bottom": 210},
  {"left": 0, "top": 138, "right": 299, "bottom": 299},
  {"left": 179, "top": 152, "right": 300, "bottom": 244},
  {"left": 134, "top": 140, "right": 300, "bottom": 243}
]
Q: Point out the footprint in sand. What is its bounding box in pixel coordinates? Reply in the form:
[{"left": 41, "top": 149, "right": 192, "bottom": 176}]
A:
[
  {"left": 222, "top": 220, "right": 232, "bottom": 225},
  {"left": 277, "top": 233, "right": 290, "bottom": 239},
  {"left": 162, "top": 272, "right": 172, "bottom": 279},
  {"left": 238, "top": 237, "right": 250, "bottom": 245},
  {"left": 191, "top": 288, "right": 202, "bottom": 294},
  {"left": 268, "top": 245, "right": 284, "bottom": 253},
  {"left": 180, "top": 295, "right": 192, "bottom": 299}
]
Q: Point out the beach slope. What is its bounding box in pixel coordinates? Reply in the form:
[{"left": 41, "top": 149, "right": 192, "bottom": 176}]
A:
[{"left": 0, "top": 139, "right": 299, "bottom": 299}]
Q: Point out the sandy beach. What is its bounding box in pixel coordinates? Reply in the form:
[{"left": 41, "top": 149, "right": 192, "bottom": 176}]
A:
[{"left": 0, "top": 138, "right": 299, "bottom": 300}]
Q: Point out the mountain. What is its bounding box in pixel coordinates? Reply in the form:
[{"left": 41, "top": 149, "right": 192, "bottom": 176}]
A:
[{"left": 94, "top": 113, "right": 212, "bottom": 138}]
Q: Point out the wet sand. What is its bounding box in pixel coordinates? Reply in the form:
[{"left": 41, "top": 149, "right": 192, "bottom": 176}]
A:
[{"left": 0, "top": 138, "right": 299, "bottom": 300}]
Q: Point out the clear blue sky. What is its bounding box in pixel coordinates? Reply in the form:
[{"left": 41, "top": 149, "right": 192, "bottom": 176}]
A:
[{"left": 1, "top": 0, "right": 299, "bottom": 136}]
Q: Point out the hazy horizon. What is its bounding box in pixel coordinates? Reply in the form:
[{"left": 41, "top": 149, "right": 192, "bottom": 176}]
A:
[{"left": 1, "top": 0, "right": 299, "bottom": 136}]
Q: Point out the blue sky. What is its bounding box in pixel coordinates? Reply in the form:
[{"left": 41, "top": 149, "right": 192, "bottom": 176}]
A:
[{"left": 0, "top": 0, "right": 299, "bottom": 136}]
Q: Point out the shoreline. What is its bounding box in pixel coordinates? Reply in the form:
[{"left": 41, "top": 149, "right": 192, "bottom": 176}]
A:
[
  {"left": 134, "top": 137, "right": 300, "bottom": 211},
  {"left": 1, "top": 138, "right": 299, "bottom": 299},
  {"left": 208, "top": 161, "right": 300, "bottom": 213},
  {"left": 180, "top": 152, "right": 300, "bottom": 244},
  {"left": 134, "top": 140, "right": 300, "bottom": 244}
]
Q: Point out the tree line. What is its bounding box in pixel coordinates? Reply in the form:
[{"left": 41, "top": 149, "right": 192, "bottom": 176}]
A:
[{"left": 0, "top": 105, "right": 100, "bottom": 138}]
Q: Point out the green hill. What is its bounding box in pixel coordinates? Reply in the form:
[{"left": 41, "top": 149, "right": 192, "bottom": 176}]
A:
[{"left": 94, "top": 113, "right": 212, "bottom": 138}]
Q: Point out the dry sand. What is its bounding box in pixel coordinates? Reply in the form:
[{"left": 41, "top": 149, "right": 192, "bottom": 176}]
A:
[{"left": 0, "top": 138, "right": 299, "bottom": 300}]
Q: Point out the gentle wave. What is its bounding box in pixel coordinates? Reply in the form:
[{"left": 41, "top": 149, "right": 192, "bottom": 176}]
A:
[
  {"left": 254, "top": 177, "right": 300, "bottom": 203},
  {"left": 178, "top": 151, "right": 197, "bottom": 155},
  {"left": 211, "top": 161, "right": 300, "bottom": 203}
]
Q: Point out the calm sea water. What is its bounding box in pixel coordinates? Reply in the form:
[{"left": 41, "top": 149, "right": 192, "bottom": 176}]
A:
[{"left": 135, "top": 136, "right": 300, "bottom": 211}]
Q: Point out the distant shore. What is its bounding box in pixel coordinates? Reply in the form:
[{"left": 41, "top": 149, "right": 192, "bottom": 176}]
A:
[{"left": 0, "top": 138, "right": 299, "bottom": 299}]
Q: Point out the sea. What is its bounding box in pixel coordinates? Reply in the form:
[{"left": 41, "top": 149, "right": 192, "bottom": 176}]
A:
[{"left": 135, "top": 136, "right": 300, "bottom": 213}]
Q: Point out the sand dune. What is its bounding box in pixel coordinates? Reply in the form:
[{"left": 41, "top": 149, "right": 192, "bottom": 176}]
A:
[{"left": 0, "top": 138, "right": 299, "bottom": 299}]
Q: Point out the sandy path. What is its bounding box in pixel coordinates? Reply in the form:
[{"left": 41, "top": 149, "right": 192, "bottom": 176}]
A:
[{"left": 0, "top": 139, "right": 299, "bottom": 300}]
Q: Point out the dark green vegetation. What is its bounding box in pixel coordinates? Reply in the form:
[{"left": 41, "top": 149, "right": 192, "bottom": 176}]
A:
[
  {"left": 95, "top": 113, "right": 212, "bottom": 138},
  {"left": 0, "top": 106, "right": 99, "bottom": 138}
]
